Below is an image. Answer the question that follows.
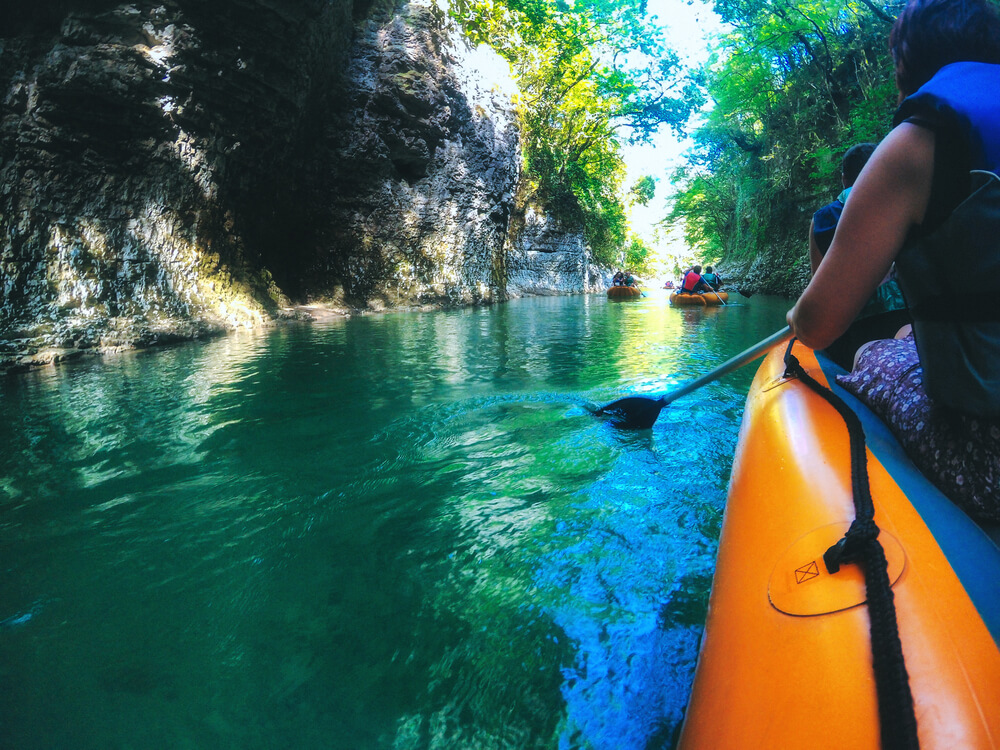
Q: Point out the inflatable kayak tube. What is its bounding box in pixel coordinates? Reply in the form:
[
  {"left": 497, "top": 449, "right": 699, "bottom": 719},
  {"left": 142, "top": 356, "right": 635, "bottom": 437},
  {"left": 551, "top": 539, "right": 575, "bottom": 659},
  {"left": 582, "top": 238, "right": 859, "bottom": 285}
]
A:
[
  {"left": 607, "top": 286, "right": 641, "bottom": 299},
  {"left": 669, "top": 291, "right": 728, "bottom": 306},
  {"left": 678, "top": 341, "right": 1000, "bottom": 749}
]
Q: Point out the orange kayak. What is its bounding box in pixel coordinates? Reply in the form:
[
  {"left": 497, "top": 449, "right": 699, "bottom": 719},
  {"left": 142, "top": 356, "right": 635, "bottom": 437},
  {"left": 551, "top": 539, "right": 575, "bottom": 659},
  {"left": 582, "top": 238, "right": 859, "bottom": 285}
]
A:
[
  {"left": 678, "top": 342, "right": 1000, "bottom": 748},
  {"left": 607, "top": 286, "right": 641, "bottom": 299},
  {"left": 669, "top": 291, "right": 728, "bottom": 306}
]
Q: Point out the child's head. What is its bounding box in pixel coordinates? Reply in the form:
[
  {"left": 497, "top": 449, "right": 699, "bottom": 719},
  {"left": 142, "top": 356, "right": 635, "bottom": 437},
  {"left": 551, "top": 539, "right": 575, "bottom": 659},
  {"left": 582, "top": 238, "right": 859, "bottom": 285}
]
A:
[{"left": 842, "top": 143, "right": 877, "bottom": 187}]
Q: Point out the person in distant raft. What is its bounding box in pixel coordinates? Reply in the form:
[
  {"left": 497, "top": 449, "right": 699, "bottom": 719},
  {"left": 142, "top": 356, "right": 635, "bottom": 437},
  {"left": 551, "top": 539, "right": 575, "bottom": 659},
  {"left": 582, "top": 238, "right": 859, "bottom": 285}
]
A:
[
  {"left": 808, "top": 143, "right": 912, "bottom": 369},
  {"left": 624, "top": 272, "right": 636, "bottom": 287},
  {"left": 681, "top": 265, "right": 713, "bottom": 294},
  {"left": 701, "top": 266, "right": 723, "bottom": 290},
  {"left": 612, "top": 270, "right": 625, "bottom": 286}
]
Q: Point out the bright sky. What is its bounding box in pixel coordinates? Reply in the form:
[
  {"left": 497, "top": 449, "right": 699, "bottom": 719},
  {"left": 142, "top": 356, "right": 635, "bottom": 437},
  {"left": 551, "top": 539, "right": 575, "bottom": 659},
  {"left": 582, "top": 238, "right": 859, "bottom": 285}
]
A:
[{"left": 622, "top": 0, "right": 726, "bottom": 272}]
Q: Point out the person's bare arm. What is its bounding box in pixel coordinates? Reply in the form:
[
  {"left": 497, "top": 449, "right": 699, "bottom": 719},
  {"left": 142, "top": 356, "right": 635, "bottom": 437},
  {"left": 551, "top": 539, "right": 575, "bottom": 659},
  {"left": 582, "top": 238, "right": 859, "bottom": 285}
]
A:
[{"left": 788, "top": 123, "right": 935, "bottom": 350}]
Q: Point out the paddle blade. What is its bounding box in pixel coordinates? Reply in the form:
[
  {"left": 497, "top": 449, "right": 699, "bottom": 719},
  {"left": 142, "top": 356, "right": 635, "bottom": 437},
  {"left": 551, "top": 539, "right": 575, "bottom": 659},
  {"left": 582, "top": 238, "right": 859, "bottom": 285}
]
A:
[{"left": 596, "top": 395, "right": 667, "bottom": 429}]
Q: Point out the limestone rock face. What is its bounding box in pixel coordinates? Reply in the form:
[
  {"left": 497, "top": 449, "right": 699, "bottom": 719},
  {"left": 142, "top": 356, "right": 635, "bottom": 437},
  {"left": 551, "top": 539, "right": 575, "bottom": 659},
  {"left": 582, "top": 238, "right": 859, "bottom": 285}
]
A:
[
  {"left": 507, "top": 207, "right": 603, "bottom": 297},
  {"left": 0, "top": 0, "right": 591, "bottom": 363},
  {"left": 311, "top": 3, "right": 523, "bottom": 309},
  {"left": 1, "top": 0, "right": 355, "bottom": 353}
]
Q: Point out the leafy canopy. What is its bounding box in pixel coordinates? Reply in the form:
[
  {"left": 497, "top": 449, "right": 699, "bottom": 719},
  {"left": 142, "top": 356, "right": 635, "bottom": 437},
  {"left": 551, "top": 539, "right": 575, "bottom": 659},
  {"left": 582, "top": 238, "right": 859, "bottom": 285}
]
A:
[
  {"left": 450, "top": 0, "right": 704, "bottom": 265},
  {"left": 668, "top": 0, "right": 899, "bottom": 290}
]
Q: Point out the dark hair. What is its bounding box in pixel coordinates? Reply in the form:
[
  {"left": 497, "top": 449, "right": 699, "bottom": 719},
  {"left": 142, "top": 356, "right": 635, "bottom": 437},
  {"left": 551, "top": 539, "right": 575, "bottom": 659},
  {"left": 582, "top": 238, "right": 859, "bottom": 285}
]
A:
[
  {"left": 890, "top": 0, "right": 1000, "bottom": 96},
  {"left": 692, "top": 265, "right": 702, "bottom": 274},
  {"left": 705, "top": 266, "right": 714, "bottom": 273},
  {"left": 841, "top": 143, "right": 877, "bottom": 185}
]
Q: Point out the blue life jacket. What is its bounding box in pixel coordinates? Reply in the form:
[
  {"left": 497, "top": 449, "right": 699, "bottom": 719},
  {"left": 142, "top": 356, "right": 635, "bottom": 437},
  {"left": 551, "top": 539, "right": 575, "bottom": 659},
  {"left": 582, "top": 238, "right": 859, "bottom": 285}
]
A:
[
  {"left": 812, "top": 199, "right": 843, "bottom": 255},
  {"left": 893, "top": 62, "right": 1000, "bottom": 414}
]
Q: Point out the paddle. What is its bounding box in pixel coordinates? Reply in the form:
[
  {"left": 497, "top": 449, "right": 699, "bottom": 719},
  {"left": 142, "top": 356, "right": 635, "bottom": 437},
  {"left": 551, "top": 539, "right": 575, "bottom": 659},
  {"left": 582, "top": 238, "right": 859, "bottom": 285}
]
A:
[
  {"left": 708, "top": 288, "right": 727, "bottom": 305},
  {"left": 596, "top": 325, "right": 793, "bottom": 428}
]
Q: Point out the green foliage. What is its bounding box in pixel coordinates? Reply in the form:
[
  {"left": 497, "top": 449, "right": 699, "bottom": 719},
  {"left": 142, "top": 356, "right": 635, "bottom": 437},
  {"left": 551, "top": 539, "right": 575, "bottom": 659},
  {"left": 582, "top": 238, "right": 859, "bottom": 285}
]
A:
[
  {"left": 670, "top": 0, "right": 900, "bottom": 292},
  {"left": 668, "top": 168, "right": 730, "bottom": 259},
  {"left": 628, "top": 175, "right": 657, "bottom": 206},
  {"left": 449, "top": 0, "right": 702, "bottom": 266},
  {"left": 623, "top": 234, "right": 654, "bottom": 276}
]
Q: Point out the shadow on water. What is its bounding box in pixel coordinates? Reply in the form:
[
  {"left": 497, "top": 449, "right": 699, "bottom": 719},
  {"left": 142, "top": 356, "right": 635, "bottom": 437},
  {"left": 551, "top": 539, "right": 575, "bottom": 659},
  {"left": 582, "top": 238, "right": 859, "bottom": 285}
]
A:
[{"left": 0, "top": 290, "right": 790, "bottom": 749}]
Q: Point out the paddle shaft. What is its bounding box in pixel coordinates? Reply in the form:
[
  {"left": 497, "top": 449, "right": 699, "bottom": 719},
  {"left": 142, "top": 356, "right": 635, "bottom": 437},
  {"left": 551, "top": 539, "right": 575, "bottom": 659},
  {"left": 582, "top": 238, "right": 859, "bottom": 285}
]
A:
[{"left": 661, "top": 325, "right": 793, "bottom": 406}]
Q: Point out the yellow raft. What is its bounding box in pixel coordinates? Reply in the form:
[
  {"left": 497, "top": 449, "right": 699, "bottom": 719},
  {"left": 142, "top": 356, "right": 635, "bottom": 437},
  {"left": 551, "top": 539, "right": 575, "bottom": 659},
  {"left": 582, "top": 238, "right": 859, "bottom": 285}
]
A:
[
  {"left": 669, "top": 291, "right": 728, "bottom": 306},
  {"left": 678, "top": 341, "right": 1000, "bottom": 748},
  {"left": 607, "top": 286, "right": 641, "bottom": 299}
]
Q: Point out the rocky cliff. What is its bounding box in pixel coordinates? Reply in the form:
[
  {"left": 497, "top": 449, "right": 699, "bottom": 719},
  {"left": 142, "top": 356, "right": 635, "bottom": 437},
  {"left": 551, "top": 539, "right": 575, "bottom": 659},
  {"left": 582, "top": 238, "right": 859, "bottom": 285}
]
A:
[{"left": 1, "top": 0, "right": 597, "bottom": 369}]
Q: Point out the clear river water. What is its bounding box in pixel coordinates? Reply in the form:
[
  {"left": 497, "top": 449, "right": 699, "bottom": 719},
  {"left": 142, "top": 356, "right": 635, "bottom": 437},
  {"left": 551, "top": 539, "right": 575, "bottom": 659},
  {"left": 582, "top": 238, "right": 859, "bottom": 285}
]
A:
[{"left": 1, "top": 289, "right": 790, "bottom": 749}]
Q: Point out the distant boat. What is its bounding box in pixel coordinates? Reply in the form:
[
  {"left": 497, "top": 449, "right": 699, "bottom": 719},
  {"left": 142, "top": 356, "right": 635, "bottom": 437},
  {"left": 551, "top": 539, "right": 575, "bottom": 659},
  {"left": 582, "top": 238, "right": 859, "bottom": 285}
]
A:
[
  {"left": 607, "top": 286, "right": 641, "bottom": 299},
  {"left": 669, "top": 291, "right": 728, "bottom": 306}
]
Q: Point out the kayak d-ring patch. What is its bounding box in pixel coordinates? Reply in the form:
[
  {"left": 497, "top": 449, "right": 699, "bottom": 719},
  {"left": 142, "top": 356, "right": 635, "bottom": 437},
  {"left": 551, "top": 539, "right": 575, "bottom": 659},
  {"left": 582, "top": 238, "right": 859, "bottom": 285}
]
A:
[{"left": 768, "top": 522, "right": 906, "bottom": 616}]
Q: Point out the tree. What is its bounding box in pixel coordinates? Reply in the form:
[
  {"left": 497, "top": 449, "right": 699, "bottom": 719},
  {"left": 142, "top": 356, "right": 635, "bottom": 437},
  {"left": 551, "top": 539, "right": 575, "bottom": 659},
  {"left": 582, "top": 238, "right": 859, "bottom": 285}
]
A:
[
  {"left": 450, "top": 0, "right": 705, "bottom": 265},
  {"left": 669, "top": 0, "right": 898, "bottom": 292},
  {"left": 629, "top": 175, "right": 657, "bottom": 206},
  {"left": 623, "top": 234, "right": 654, "bottom": 276}
]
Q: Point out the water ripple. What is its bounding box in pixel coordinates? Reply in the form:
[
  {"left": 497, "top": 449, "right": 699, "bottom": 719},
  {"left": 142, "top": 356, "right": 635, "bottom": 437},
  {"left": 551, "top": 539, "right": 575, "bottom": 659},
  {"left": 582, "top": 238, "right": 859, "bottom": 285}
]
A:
[{"left": 0, "top": 292, "right": 790, "bottom": 749}]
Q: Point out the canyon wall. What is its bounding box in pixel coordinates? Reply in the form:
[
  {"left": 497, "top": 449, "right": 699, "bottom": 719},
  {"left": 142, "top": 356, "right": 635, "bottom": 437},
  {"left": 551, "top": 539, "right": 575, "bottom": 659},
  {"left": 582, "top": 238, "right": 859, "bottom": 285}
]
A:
[{"left": 0, "top": 0, "right": 597, "bottom": 368}]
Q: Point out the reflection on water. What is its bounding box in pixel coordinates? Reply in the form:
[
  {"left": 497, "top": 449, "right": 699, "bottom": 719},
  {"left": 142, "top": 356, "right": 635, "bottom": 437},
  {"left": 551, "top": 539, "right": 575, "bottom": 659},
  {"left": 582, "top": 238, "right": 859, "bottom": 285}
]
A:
[{"left": 0, "top": 289, "right": 789, "bottom": 749}]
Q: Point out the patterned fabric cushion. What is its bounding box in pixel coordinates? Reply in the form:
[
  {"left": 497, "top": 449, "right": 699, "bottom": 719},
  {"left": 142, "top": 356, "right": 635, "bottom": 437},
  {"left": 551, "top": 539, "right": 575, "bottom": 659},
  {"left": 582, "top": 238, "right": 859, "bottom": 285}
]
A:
[{"left": 837, "top": 334, "right": 1000, "bottom": 523}]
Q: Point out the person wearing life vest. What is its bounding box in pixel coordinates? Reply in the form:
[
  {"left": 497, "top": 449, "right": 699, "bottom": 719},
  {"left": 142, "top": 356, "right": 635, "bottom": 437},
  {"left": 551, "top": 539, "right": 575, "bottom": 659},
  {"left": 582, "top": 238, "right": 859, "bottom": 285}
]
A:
[
  {"left": 682, "top": 266, "right": 712, "bottom": 294},
  {"left": 612, "top": 270, "right": 625, "bottom": 286},
  {"left": 701, "top": 266, "right": 723, "bottom": 290},
  {"left": 787, "top": 0, "right": 1000, "bottom": 524}
]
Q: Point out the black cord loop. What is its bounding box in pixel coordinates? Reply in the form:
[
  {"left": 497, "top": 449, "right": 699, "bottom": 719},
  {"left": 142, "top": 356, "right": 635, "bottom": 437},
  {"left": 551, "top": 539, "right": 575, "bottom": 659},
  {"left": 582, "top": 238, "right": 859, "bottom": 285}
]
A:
[
  {"left": 825, "top": 517, "right": 881, "bottom": 574},
  {"left": 783, "top": 340, "right": 919, "bottom": 750}
]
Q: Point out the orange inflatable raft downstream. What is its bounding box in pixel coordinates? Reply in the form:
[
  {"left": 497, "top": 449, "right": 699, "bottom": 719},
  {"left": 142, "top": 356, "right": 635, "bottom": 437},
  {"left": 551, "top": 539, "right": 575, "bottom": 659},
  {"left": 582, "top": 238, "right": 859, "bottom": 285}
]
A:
[
  {"left": 678, "top": 341, "right": 1000, "bottom": 749},
  {"left": 607, "top": 285, "right": 641, "bottom": 299},
  {"left": 669, "top": 291, "right": 728, "bottom": 306}
]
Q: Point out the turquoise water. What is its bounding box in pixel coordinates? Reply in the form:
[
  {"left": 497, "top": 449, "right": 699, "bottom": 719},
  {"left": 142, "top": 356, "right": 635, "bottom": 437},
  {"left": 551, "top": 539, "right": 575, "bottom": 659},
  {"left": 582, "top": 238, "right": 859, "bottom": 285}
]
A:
[{"left": 0, "top": 289, "right": 789, "bottom": 749}]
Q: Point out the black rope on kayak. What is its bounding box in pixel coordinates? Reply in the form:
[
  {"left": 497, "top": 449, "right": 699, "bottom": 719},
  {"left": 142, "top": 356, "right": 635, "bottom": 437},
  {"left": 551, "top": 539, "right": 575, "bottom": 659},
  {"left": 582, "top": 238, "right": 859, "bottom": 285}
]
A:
[{"left": 783, "top": 340, "right": 919, "bottom": 750}]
